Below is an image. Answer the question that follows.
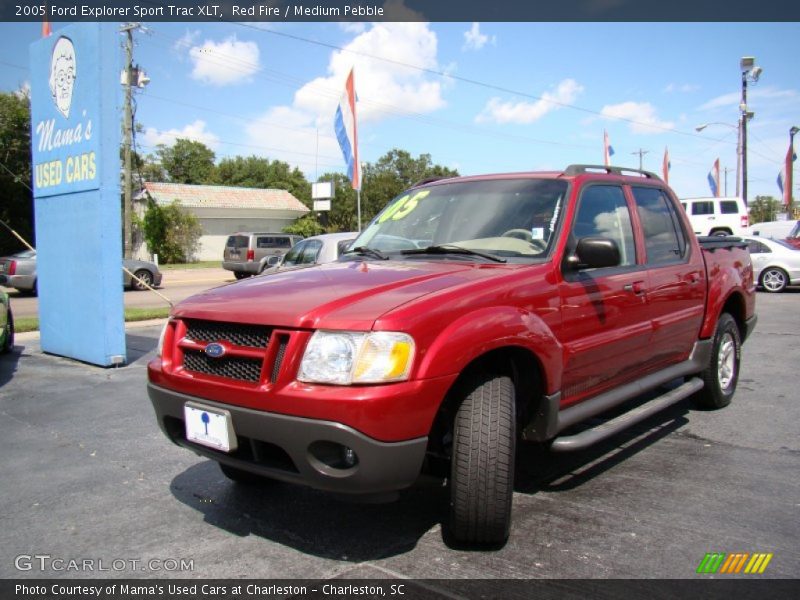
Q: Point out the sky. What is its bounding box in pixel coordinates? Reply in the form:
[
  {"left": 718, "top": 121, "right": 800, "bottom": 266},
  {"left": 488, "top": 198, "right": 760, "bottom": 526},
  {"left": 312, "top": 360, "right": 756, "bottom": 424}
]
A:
[{"left": 1, "top": 19, "right": 799, "bottom": 202}]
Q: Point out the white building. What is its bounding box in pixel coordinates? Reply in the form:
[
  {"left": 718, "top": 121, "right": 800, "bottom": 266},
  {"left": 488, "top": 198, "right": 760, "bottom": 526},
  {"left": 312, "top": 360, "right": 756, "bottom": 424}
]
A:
[{"left": 135, "top": 182, "right": 310, "bottom": 261}]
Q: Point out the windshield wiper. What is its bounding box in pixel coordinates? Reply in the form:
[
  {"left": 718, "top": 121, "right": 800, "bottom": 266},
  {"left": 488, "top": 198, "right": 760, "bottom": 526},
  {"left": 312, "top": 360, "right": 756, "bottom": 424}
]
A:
[
  {"left": 344, "top": 246, "right": 390, "bottom": 260},
  {"left": 400, "top": 244, "right": 507, "bottom": 263}
]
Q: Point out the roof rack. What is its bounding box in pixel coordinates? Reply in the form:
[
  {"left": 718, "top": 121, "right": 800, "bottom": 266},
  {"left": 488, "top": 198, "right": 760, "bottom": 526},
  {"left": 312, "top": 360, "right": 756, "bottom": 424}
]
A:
[
  {"left": 563, "top": 164, "right": 662, "bottom": 180},
  {"left": 411, "top": 176, "right": 447, "bottom": 187}
]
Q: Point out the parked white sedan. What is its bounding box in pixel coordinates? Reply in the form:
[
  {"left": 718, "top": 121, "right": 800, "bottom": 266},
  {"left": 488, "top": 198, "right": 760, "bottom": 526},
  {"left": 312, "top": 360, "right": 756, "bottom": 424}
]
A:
[
  {"left": 258, "top": 232, "right": 358, "bottom": 276},
  {"left": 741, "top": 235, "right": 800, "bottom": 293}
]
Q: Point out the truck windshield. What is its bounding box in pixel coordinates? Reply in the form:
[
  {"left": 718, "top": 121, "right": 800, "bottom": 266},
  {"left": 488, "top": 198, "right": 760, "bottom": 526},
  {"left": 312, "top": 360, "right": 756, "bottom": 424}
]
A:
[{"left": 348, "top": 178, "right": 568, "bottom": 262}]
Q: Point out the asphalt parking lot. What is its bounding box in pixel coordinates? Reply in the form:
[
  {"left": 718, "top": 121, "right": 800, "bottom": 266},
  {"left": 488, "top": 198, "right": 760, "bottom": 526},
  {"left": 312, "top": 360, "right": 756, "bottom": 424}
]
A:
[{"left": 0, "top": 291, "right": 798, "bottom": 584}]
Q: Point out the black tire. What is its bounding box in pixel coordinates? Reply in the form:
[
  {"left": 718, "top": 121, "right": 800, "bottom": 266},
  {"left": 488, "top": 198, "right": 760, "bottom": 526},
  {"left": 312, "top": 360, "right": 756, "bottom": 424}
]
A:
[
  {"left": 694, "top": 313, "right": 741, "bottom": 410},
  {"left": 234, "top": 272, "right": 249, "bottom": 280},
  {"left": 448, "top": 373, "right": 516, "bottom": 545},
  {"left": 1, "top": 309, "right": 13, "bottom": 354},
  {"left": 759, "top": 267, "right": 788, "bottom": 293},
  {"left": 711, "top": 229, "right": 731, "bottom": 237},
  {"left": 219, "top": 463, "right": 267, "bottom": 485},
  {"left": 132, "top": 269, "right": 153, "bottom": 291}
]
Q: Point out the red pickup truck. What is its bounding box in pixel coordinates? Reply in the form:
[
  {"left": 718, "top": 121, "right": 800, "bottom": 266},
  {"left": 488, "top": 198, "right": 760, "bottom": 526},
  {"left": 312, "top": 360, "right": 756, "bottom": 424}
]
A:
[{"left": 148, "top": 165, "right": 756, "bottom": 545}]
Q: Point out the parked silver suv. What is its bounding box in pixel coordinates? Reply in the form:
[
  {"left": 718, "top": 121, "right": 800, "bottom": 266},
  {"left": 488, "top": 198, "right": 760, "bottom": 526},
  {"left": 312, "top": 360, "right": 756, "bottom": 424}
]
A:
[{"left": 222, "top": 232, "right": 303, "bottom": 279}]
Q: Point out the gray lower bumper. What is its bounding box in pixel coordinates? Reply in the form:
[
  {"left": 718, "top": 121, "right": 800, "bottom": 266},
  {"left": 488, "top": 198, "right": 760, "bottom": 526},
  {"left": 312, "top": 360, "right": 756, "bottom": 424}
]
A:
[
  {"left": 222, "top": 261, "right": 259, "bottom": 274},
  {"left": 148, "top": 383, "right": 428, "bottom": 494}
]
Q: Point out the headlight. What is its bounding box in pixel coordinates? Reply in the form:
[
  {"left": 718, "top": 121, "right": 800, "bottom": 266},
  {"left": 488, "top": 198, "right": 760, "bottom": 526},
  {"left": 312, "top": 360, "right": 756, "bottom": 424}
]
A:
[{"left": 298, "top": 331, "right": 415, "bottom": 385}]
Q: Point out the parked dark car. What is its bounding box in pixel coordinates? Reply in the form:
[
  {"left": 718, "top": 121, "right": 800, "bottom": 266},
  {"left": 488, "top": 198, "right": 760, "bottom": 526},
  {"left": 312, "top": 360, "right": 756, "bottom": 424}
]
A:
[{"left": 0, "top": 290, "right": 13, "bottom": 354}]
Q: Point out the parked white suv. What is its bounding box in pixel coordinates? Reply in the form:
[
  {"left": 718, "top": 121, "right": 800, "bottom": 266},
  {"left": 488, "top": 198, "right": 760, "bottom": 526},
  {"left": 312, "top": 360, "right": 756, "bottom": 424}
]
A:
[{"left": 680, "top": 197, "right": 749, "bottom": 236}]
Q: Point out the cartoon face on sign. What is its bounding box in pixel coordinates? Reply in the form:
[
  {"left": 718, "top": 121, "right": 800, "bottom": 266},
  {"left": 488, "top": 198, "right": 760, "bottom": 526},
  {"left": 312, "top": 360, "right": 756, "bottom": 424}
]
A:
[{"left": 49, "top": 37, "right": 76, "bottom": 118}]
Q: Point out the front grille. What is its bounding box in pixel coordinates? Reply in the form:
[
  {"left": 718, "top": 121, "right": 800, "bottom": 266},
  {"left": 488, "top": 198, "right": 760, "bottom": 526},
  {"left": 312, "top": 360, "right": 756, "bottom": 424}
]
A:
[
  {"left": 184, "top": 319, "right": 270, "bottom": 348},
  {"left": 183, "top": 350, "right": 263, "bottom": 383}
]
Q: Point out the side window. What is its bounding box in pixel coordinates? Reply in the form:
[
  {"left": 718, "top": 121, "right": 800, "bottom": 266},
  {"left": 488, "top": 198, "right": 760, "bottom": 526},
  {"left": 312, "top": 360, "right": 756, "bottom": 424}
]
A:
[
  {"left": 692, "top": 201, "right": 714, "bottom": 216},
  {"left": 746, "top": 240, "right": 770, "bottom": 254},
  {"left": 300, "top": 240, "right": 322, "bottom": 264},
  {"left": 719, "top": 201, "right": 740, "bottom": 215},
  {"left": 277, "top": 237, "right": 292, "bottom": 248},
  {"left": 281, "top": 242, "right": 306, "bottom": 266},
  {"left": 632, "top": 187, "right": 687, "bottom": 264},
  {"left": 572, "top": 185, "right": 636, "bottom": 267},
  {"left": 256, "top": 237, "right": 275, "bottom": 249}
]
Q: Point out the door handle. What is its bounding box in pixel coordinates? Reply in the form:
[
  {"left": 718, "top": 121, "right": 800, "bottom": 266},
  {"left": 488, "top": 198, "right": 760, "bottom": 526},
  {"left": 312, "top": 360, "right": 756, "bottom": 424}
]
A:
[{"left": 624, "top": 281, "right": 647, "bottom": 295}]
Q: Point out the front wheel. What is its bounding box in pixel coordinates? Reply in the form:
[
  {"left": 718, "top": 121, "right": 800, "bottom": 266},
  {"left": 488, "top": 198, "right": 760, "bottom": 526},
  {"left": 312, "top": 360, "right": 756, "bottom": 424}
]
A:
[
  {"left": 447, "top": 373, "right": 515, "bottom": 545},
  {"left": 1, "top": 309, "right": 13, "bottom": 354},
  {"left": 694, "top": 313, "right": 741, "bottom": 410},
  {"left": 760, "top": 267, "right": 788, "bottom": 293}
]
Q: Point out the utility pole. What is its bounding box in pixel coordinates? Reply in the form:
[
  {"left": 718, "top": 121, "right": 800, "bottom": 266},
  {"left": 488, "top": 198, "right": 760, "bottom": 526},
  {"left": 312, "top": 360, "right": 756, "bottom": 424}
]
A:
[
  {"left": 631, "top": 149, "right": 649, "bottom": 171},
  {"left": 723, "top": 166, "right": 733, "bottom": 196},
  {"left": 121, "top": 23, "right": 137, "bottom": 260}
]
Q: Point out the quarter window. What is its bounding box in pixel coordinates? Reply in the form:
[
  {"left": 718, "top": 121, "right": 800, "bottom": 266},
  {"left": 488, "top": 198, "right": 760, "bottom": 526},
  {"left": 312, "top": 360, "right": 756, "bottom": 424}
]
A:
[
  {"left": 632, "top": 187, "right": 687, "bottom": 264},
  {"left": 720, "top": 201, "right": 740, "bottom": 214}
]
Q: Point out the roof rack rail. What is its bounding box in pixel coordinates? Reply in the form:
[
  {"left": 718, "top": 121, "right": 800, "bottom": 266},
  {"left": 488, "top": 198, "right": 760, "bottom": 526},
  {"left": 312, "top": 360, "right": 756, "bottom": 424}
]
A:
[
  {"left": 411, "top": 176, "right": 447, "bottom": 187},
  {"left": 563, "top": 164, "right": 662, "bottom": 180}
]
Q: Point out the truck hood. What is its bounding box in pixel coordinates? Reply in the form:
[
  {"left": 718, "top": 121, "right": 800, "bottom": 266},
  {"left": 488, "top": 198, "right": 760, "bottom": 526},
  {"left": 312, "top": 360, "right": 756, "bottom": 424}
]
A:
[{"left": 173, "top": 260, "right": 507, "bottom": 330}]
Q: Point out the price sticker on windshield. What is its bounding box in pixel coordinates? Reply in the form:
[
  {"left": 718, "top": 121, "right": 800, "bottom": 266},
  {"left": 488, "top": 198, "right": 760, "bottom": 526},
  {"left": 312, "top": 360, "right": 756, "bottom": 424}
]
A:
[{"left": 378, "top": 190, "right": 430, "bottom": 224}]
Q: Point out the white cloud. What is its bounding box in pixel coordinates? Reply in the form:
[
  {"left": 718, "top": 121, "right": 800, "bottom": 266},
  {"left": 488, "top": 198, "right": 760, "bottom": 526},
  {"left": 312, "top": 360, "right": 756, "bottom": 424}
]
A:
[
  {"left": 173, "top": 29, "right": 200, "bottom": 55},
  {"left": 463, "top": 23, "right": 496, "bottom": 51},
  {"left": 475, "top": 79, "right": 584, "bottom": 125},
  {"left": 188, "top": 35, "right": 260, "bottom": 86},
  {"left": 141, "top": 120, "right": 220, "bottom": 151},
  {"left": 291, "top": 22, "right": 445, "bottom": 122},
  {"left": 241, "top": 20, "right": 447, "bottom": 176},
  {"left": 699, "top": 86, "right": 798, "bottom": 111},
  {"left": 600, "top": 101, "right": 674, "bottom": 134}
]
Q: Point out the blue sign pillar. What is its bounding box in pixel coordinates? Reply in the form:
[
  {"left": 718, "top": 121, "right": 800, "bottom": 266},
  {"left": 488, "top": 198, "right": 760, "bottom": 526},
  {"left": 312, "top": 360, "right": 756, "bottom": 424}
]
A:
[{"left": 29, "top": 24, "right": 126, "bottom": 366}]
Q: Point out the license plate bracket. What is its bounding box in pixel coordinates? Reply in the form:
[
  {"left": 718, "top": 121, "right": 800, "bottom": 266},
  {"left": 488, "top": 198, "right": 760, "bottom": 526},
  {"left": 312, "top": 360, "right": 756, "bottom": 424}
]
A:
[{"left": 184, "top": 402, "right": 237, "bottom": 453}]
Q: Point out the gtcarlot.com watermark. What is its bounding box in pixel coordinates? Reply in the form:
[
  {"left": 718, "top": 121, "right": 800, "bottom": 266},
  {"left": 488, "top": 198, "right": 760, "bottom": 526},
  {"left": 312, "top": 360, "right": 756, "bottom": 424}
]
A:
[{"left": 14, "top": 554, "right": 194, "bottom": 573}]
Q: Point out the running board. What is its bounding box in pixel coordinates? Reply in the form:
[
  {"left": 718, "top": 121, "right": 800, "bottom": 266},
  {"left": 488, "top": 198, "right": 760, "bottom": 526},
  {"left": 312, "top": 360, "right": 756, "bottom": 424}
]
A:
[{"left": 549, "top": 378, "right": 704, "bottom": 452}]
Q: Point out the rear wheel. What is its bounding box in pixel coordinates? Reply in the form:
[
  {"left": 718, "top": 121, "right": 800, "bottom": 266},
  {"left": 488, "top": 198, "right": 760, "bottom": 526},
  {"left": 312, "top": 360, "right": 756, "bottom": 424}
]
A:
[
  {"left": 132, "top": 269, "right": 153, "bottom": 291},
  {"left": 234, "top": 272, "right": 249, "bottom": 280},
  {"left": 760, "top": 267, "right": 788, "bottom": 293},
  {"left": 694, "top": 313, "right": 741, "bottom": 410},
  {"left": 448, "top": 373, "right": 516, "bottom": 545}
]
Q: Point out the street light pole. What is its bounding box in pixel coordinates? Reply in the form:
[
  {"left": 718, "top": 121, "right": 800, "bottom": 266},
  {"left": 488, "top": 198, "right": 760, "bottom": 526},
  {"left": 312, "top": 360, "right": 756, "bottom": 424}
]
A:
[
  {"left": 695, "top": 121, "right": 747, "bottom": 198},
  {"left": 790, "top": 126, "right": 799, "bottom": 215},
  {"left": 740, "top": 56, "right": 762, "bottom": 206},
  {"left": 631, "top": 148, "right": 649, "bottom": 170}
]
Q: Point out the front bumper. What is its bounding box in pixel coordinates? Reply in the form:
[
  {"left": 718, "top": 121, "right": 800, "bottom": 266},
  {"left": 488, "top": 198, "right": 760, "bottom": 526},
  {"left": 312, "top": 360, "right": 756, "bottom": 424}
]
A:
[{"left": 148, "top": 383, "right": 428, "bottom": 494}]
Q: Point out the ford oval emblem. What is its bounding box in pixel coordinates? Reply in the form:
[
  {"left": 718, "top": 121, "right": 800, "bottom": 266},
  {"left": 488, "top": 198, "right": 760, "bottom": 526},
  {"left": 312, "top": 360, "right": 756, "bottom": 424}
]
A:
[{"left": 205, "top": 342, "right": 226, "bottom": 358}]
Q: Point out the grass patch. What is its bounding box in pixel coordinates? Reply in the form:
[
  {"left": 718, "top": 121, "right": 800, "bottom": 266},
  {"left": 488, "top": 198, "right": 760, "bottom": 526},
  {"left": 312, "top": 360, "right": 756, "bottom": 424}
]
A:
[
  {"left": 14, "top": 306, "right": 170, "bottom": 334},
  {"left": 158, "top": 261, "right": 220, "bottom": 270}
]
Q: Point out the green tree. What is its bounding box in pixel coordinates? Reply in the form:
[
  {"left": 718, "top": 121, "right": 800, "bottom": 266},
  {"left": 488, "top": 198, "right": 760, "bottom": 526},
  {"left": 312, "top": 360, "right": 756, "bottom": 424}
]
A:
[
  {"left": 141, "top": 199, "right": 203, "bottom": 263},
  {"left": 283, "top": 214, "right": 325, "bottom": 237},
  {"left": 361, "top": 149, "right": 459, "bottom": 222},
  {"left": 316, "top": 172, "right": 358, "bottom": 232},
  {"left": 0, "top": 90, "right": 34, "bottom": 254},
  {"left": 216, "top": 155, "right": 311, "bottom": 205},
  {"left": 748, "top": 195, "right": 782, "bottom": 224},
  {"left": 156, "top": 139, "right": 216, "bottom": 184}
]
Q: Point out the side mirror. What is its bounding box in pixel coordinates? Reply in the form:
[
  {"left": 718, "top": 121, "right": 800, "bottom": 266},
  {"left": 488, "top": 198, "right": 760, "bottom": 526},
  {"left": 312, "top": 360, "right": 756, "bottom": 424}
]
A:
[
  {"left": 572, "top": 237, "right": 621, "bottom": 269},
  {"left": 267, "top": 255, "right": 282, "bottom": 267}
]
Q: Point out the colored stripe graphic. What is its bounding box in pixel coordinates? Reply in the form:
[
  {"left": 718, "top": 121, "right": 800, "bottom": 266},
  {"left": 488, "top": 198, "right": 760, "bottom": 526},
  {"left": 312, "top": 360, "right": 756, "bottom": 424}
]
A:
[
  {"left": 697, "top": 552, "right": 773, "bottom": 574},
  {"left": 697, "top": 553, "right": 726, "bottom": 574}
]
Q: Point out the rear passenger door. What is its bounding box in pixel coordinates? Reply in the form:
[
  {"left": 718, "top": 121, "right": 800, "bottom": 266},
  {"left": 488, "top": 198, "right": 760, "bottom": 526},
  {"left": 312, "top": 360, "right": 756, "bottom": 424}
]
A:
[
  {"left": 631, "top": 187, "right": 705, "bottom": 367},
  {"left": 558, "top": 184, "right": 653, "bottom": 404}
]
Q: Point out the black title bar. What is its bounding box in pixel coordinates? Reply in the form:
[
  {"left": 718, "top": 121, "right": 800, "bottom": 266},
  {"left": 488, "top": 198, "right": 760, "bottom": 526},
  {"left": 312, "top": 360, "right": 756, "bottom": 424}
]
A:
[{"left": 5, "top": 0, "right": 800, "bottom": 23}]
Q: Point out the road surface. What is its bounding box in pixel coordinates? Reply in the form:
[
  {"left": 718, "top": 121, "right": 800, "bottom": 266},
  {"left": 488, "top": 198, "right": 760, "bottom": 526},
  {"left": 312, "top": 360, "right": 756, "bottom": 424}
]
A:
[{"left": 2, "top": 268, "right": 233, "bottom": 319}]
